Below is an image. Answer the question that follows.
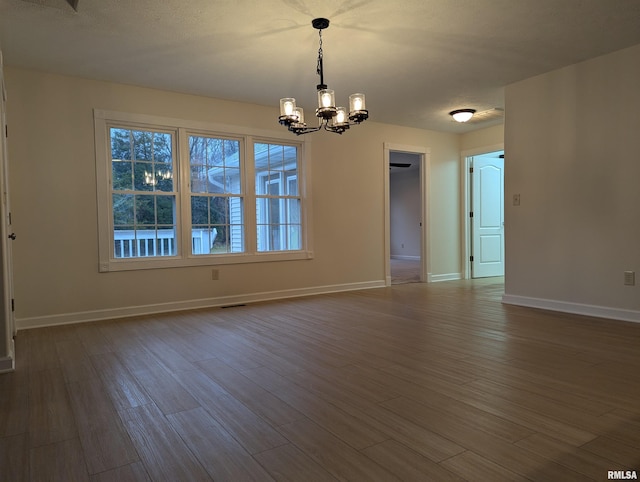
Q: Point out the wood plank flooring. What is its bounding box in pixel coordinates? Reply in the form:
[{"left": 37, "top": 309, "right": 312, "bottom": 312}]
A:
[
  {"left": 390, "top": 258, "right": 420, "bottom": 285},
  {"left": 1, "top": 278, "right": 640, "bottom": 480}
]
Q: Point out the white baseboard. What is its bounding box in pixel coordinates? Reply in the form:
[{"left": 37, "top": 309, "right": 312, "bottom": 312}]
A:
[
  {"left": 16, "top": 280, "right": 387, "bottom": 330},
  {"left": 428, "top": 272, "right": 462, "bottom": 283},
  {"left": 502, "top": 294, "right": 640, "bottom": 324},
  {"left": 0, "top": 356, "right": 15, "bottom": 373}
]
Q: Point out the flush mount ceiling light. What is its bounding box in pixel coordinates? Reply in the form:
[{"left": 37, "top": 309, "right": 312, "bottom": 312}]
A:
[
  {"left": 279, "top": 18, "right": 368, "bottom": 135},
  {"left": 449, "top": 109, "right": 476, "bottom": 123}
]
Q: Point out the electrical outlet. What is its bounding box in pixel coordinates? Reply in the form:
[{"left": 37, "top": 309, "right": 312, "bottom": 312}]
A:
[
  {"left": 624, "top": 271, "right": 635, "bottom": 286},
  {"left": 211, "top": 269, "right": 219, "bottom": 281}
]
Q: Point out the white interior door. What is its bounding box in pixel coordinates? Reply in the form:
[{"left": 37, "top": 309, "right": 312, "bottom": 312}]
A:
[
  {"left": 471, "top": 154, "right": 504, "bottom": 278},
  {"left": 0, "top": 50, "right": 16, "bottom": 371}
]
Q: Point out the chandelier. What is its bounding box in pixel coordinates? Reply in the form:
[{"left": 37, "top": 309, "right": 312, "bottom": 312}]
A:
[{"left": 279, "top": 18, "right": 368, "bottom": 135}]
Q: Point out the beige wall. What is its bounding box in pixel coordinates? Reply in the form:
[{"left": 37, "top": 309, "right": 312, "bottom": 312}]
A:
[
  {"left": 5, "top": 67, "right": 464, "bottom": 327},
  {"left": 504, "top": 44, "right": 640, "bottom": 319},
  {"left": 461, "top": 124, "right": 504, "bottom": 152}
]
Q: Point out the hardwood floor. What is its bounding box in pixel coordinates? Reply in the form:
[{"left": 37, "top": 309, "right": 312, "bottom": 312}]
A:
[
  {"left": 1, "top": 278, "right": 639, "bottom": 481},
  {"left": 390, "top": 258, "right": 420, "bottom": 284}
]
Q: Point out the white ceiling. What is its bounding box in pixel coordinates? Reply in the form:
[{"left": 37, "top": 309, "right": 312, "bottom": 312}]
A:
[{"left": 2, "top": 0, "right": 640, "bottom": 133}]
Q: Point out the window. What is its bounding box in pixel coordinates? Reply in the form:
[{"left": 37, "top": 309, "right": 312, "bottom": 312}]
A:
[
  {"left": 255, "top": 143, "right": 301, "bottom": 252},
  {"left": 110, "top": 127, "right": 177, "bottom": 259},
  {"left": 189, "top": 135, "right": 244, "bottom": 255},
  {"left": 95, "top": 110, "right": 311, "bottom": 271}
]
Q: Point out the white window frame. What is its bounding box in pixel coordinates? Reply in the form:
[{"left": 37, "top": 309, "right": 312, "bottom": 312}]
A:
[{"left": 94, "top": 110, "right": 313, "bottom": 272}]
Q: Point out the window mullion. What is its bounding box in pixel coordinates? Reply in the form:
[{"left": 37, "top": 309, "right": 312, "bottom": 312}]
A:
[
  {"left": 244, "top": 136, "right": 258, "bottom": 254},
  {"left": 178, "top": 127, "right": 192, "bottom": 258}
]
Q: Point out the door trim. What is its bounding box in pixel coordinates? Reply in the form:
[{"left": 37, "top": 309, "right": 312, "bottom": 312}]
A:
[
  {"left": 0, "top": 49, "right": 15, "bottom": 372},
  {"left": 461, "top": 143, "right": 504, "bottom": 280},
  {"left": 384, "top": 143, "right": 430, "bottom": 286}
]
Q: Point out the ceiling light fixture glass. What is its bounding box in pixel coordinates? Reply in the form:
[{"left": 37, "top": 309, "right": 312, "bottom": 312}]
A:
[
  {"left": 279, "top": 18, "right": 368, "bottom": 135},
  {"left": 449, "top": 109, "right": 476, "bottom": 123}
]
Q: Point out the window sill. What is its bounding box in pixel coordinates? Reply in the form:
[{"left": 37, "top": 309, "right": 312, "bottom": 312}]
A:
[{"left": 99, "top": 250, "right": 314, "bottom": 272}]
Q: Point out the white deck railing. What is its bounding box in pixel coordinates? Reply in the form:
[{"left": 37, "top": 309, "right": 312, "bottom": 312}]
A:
[{"left": 114, "top": 228, "right": 217, "bottom": 257}]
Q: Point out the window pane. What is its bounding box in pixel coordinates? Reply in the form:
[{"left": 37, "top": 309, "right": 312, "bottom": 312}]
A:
[
  {"left": 254, "top": 143, "right": 269, "bottom": 173},
  {"left": 268, "top": 198, "right": 280, "bottom": 224},
  {"left": 136, "top": 226, "right": 156, "bottom": 256},
  {"left": 110, "top": 128, "right": 132, "bottom": 160},
  {"left": 269, "top": 144, "right": 284, "bottom": 170},
  {"left": 288, "top": 225, "right": 301, "bottom": 250},
  {"left": 224, "top": 140, "right": 240, "bottom": 168},
  {"left": 133, "top": 161, "right": 154, "bottom": 191},
  {"left": 229, "top": 197, "right": 244, "bottom": 227},
  {"left": 135, "top": 195, "right": 156, "bottom": 224},
  {"left": 114, "top": 226, "right": 135, "bottom": 257},
  {"left": 210, "top": 196, "right": 227, "bottom": 224},
  {"left": 112, "top": 161, "right": 133, "bottom": 191},
  {"left": 133, "top": 130, "right": 153, "bottom": 161},
  {"left": 267, "top": 177, "right": 282, "bottom": 196},
  {"left": 288, "top": 198, "right": 300, "bottom": 223},
  {"left": 191, "top": 196, "right": 244, "bottom": 256},
  {"left": 256, "top": 224, "right": 285, "bottom": 252},
  {"left": 156, "top": 195, "right": 175, "bottom": 225},
  {"left": 208, "top": 169, "right": 225, "bottom": 194},
  {"left": 189, "top": 136, "right": 206, "bottom": 165},
  {"left": 207, "top": 138, "right": 225, "bottom": 166},
  {"left": 154, "top": 132, "right": 172, "bottom": 164},
  {"left": 256, "top": 224, "right": 268, "bottom": 252},
  {"left": 189, "top": 135, "right": 242, "bottom": 195},
  {"left": 190, "top": 165, "right": 207, "bottom": 193},
  {"left": 283, "top": 145, "right": 297, "bottom": 165},
  {"left": 286, "top": 173, "right": 298, "bottom": 196},
  {"left": 113, "top": 194, "right": 134, "bottom": 225},
  {"left": 154, "top": 166, "right": 174, "bottom": 192},
  {"left": 192, "top": 227, "right": 218, "bottom": 255},
  {"left": 225, "top": 167, "right": 241, "bottom": 194},
  {"left": 191, "top": 196, "right": 208, "bottom": 225},
  {"left": 156, "top": 227, "right": 177, "bottom": 256}
]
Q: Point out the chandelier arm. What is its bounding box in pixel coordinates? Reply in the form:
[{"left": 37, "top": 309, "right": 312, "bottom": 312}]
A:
[
  {"left": 323, "top": 123, "right": 346, "bottom": 134},
  {"left": 290, "top": 125, "right": 322, "bottom": 135}
]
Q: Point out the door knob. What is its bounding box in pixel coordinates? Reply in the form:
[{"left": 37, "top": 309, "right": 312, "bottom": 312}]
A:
[{"left": 8, "top": 233, "right": 16, "bottom": 240}]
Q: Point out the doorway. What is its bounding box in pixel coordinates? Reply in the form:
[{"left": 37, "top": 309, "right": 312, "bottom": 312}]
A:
[
  {"left": 384, "top": 143, "right": 429, "bottom": 286},
  {"left": 465, "top": 149, "right": 505, "bottom": 279}
]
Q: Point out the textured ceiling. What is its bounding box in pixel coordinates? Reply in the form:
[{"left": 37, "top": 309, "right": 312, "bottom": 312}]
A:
[{"left": 2, "top": 0, "right": 640, "bottom": 133}]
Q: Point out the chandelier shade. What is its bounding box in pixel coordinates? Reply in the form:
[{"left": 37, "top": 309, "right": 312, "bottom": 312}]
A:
[{"left": 279, "top": 18, "right": 369, "bottom": 135}]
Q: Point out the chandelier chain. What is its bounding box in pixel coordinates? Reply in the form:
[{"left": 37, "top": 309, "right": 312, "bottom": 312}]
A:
[{"left": 316, "top": 30, "right": 323, "bottom": 78}]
